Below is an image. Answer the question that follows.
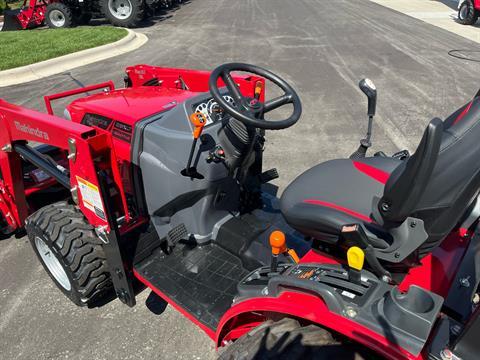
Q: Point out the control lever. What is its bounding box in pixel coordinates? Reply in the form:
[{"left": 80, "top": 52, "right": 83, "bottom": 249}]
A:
[
  {"left": 181, "top": 112, "right": 207, "bottom": 179},
  {"left": 254, "top": 80, "right": 263, "bottom": 101},
  {"left": 269, "top": 230, "right": 299, "bottom": 274},
  {"left": 350, "top": 78, "right": 377, "bottom": 159},
  {"left": 346, "top": 246, "right": 365, "bottom": 285},
  {"left": 341, "top": 224, "right": 392, "bottom": 283}
]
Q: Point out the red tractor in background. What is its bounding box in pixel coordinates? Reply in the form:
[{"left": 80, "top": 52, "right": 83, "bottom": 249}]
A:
[
  {"left": 458, "top": 0, "right": 480, "bottom": 25},
  {"left": 2, "top": 61, "right": 480, "bottom": 359},
  {"left": 2, "top": 0, "right": 47, "bottom": 30},
  {"left": 1, "top": 0, "right": 182, "bottom": 30}
]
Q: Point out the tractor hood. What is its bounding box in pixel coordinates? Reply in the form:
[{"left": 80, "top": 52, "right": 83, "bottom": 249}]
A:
[{"left": 67, "top": 86, "right": 200, "bottom": 125}]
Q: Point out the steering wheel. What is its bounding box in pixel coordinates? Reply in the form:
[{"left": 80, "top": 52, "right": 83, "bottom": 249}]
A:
[{"left": 208, "top": 63, "right": 302, "bottom": 130}]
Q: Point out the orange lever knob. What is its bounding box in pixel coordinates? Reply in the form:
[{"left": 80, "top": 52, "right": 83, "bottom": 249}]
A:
[
  {"left": 270, "top": 230, "right": 287, "bottom": 255},
  {"left": 190, "top": 112, "right": 207, "bottom": 139},
  {"left": 254, "top": 80, "right": 263, "bottom": 98}
]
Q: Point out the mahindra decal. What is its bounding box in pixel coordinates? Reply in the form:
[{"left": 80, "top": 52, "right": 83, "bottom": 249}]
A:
[{"left": 14, "top": 121, "right": 50, "bottom": 141}]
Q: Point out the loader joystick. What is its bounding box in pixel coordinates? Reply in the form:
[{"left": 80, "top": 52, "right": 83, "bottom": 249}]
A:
[{"left": 181, "top": 112, "right": 207, "bottom": 179}]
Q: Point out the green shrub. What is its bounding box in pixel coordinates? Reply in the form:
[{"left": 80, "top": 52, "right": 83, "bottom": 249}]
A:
[{"left": 0, "top": 0, "right": 8, "bottom": 16}]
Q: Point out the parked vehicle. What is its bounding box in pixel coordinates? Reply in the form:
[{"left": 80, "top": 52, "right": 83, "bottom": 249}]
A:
[
  {"left": 2, "top": 0, "right": 46, "bottom": 30},
  {"left": 1, "top": 62, "right": 480, "bottom": 359},
  {"left": 458, "top": 0, "right": 480, "bottom": 25},
  {"left": 1, "top": 0, "right": 183, "bottom": 30}
]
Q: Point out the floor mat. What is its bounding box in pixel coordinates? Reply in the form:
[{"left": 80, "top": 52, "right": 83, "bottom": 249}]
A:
[{"left": 134, "top": 242, "right": 250, "bottom": 331}]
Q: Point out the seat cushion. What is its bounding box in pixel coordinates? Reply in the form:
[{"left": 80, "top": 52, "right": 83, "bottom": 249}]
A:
[{"left": 280, "top": 157, "right": 402, "bottom": 242}]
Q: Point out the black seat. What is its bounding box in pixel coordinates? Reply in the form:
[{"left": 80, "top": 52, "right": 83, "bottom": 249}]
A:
[
  {"left": 281, "top": 156, "right": 401, "bottom": 243},
  {"left": 281, "top": 97, "right": 480, "bottom": 261}
]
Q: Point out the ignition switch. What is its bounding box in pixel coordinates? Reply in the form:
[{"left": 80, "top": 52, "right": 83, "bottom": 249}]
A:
[{"left": 207, "top": 145, "right": 226, "bottom": 163}]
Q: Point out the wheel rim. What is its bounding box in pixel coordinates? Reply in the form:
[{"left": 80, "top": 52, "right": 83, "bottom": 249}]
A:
[
  {"left": 108, "top": 0, "right": 133, "bottom": 20},
  {"left": 35, "top": 236, "right": 71, "bottom": 291},
  {"left": 49, "top": 9, "right": 66, "bottom": 27}
]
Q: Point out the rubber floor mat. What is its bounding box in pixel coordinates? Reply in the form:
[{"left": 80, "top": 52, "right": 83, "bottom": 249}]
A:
[{"left": 134, "top": 242, "right": 250, "bottom": 331}]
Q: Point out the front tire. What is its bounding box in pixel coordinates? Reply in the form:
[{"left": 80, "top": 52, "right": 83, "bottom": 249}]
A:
[
  {"left": 45, "top": 3, "right": 75, "bottom": 29},
  {"left": 26, "top": 202, "right": 114, "bottom": 307},
  {"left": 101, "top": 0, "right": 144, "bottom": 27},
  {"left": 219, "top": 318, "right": 371, "bottom": 360},
  {"left": 458, "top": 0, "right": 479, "bottom": 25}
]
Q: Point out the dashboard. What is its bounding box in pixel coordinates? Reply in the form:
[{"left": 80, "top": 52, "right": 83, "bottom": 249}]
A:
[{"left": 193, "top": 95, "right": 235, "bottom": 126}]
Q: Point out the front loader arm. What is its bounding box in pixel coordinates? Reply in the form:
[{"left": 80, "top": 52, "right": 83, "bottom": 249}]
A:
[{"left": 0, "top": 99, "right": 129, "bottom": 231}]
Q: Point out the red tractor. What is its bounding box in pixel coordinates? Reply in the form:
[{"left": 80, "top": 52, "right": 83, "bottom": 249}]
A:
[
  {"left": 1, "top": 62, "right": 480, "bottom": 359},
  {"left": 1, "top": 0, "right": 183, "bottom": 30},
  {"left": 458, "top": 0, "right": 480, "bottom": 25},
  {"left": 1, "top": 0, "right": 47, "bottom": 30}
]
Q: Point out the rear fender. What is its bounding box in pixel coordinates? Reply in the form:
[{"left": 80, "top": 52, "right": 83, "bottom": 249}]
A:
[{"left": 216, "top": 291, "right": 419, "bottom": 360}]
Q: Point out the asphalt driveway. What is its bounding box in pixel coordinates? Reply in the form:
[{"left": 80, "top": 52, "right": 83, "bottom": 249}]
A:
[{"left": 1, "top": 0, "right": 480, "bottom": 359}]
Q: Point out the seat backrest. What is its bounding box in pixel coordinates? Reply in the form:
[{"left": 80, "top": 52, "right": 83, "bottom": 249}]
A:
[
  {"left": 379, "top": 118, "right": 443, "bottom": 224},
  {"left": 378, "top": 98, "right": 480, "bottom": 257}
]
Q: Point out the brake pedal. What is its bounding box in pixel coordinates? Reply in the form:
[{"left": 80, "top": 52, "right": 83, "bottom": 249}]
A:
[
  {"left": 166, "top": 223, "right": 188, "bottom": 248},
  {"left": 258, "top": 168, "right": 279, "bottom": 184}
]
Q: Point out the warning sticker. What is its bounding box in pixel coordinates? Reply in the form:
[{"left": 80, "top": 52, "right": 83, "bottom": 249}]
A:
[{"left": 76, "top": 176, "right": 106, "bottom": 220}]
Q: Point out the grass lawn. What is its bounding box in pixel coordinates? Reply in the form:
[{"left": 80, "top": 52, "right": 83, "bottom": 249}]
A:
[{"left": 0, "top": 27, "right": 128, "bottom": 71}]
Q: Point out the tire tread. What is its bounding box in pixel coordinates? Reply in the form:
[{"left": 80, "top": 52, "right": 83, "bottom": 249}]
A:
[
  {"left": 458, "top": 0, "right": 479, "bottom": 25},
  {"left": 26, "top": 202, "right": 113, "bottom": 306},
  {"left": 219, "top": 318, "right": 372, "bottom": 360},
  {"left": 45, "top": 2, "right": 75, "bottom": 28},
  {"left": 100, "top": 0, "right": 144, "bottom": 28}
]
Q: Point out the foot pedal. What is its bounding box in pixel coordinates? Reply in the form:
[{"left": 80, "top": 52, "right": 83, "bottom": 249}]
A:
[
  {"left": 258, "top": 168, "right": 279, "bottom": 184},
  {"left": 166, "top": 223, "right": 188, "bottom": 247},
  {"left": 392, "top": 149, "right": 410, "bottom": 160},
  {"left": 350, "top": 144, "right": 368, "bottom": 159}
]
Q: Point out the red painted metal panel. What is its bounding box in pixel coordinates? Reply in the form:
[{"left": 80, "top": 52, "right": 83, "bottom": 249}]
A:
[
  {"left": 400, "top": 230, "right": 470, "bottom": 297},
  {"left": 0, "top": 100, "right": 129, "bottom": 230},
  {"left": 216, "top": 291, "right": 420, "bottom": 360}
]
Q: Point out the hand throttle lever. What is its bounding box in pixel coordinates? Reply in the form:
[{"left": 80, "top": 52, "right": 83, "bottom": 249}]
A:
[{"left": 181, "top": 112, "right": 207, "bottom": 179}]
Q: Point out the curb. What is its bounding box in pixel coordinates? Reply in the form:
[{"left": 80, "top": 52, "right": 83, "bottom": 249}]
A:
[{"left": 0, "top": 29, "right": 148, "bottom": 88}]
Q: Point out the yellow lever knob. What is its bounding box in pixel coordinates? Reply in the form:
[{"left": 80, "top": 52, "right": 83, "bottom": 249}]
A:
[{"left": 347, "top": 246, "right": 365, "bottom": 271}]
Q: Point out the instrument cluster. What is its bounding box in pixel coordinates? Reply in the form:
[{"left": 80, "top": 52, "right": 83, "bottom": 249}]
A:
[{"left": 194, "top": 95, "right": 235, "bottom": 125}]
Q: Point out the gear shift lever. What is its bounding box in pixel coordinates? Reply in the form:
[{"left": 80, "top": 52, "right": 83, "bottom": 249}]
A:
[{"left": 350, "top": 78, "right": 377, "bottom": 159}]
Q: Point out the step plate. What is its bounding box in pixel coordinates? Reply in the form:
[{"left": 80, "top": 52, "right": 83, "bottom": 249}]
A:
[{"left": 134, "top": 243, "right": 249, "bottom": 331}]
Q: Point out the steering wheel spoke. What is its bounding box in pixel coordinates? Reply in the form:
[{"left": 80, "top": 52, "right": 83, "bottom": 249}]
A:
[
  {"left": 264, "top": 93, "right": 293, "bottom": 112},
  {"left": 220, "top": 71, "right": 244, "bottom": 105}
]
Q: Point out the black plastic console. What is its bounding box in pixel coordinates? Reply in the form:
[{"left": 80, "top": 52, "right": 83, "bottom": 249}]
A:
[{"left": 236, "top": 263, "right": 444, "bottom": 356}]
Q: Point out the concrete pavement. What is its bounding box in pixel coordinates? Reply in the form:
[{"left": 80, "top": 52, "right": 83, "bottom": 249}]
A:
[
  {"left": 370, "top": 0, "right": 480, "bottom": 43},
  {"left": 1, "top": 0, "right": 480, "bottom": 359}
]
